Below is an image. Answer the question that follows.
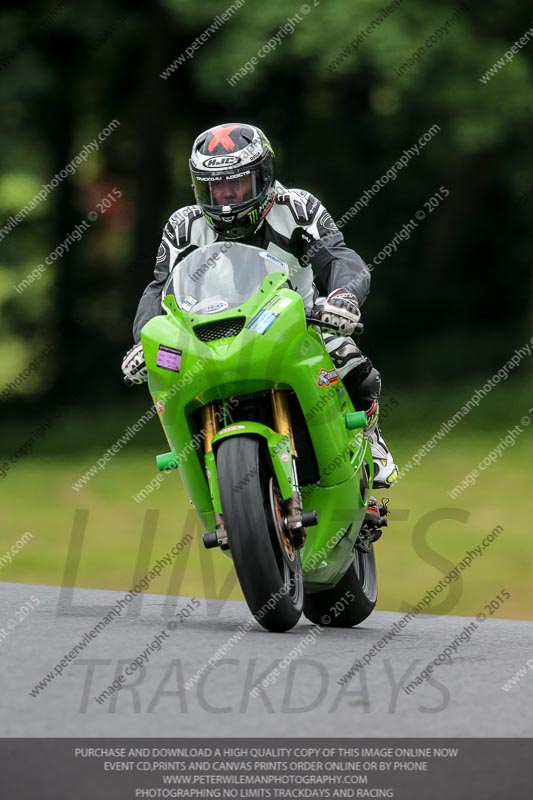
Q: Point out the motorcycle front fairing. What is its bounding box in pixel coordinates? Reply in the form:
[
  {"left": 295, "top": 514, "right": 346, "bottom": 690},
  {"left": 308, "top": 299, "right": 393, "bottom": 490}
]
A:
[{"left": 141, "top": 242, "right": 371, "bottom": 589}]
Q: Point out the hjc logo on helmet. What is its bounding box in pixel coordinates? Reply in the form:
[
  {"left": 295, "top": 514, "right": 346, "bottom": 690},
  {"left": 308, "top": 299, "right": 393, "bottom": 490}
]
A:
[{"left": 204, "top": 156, "right": 240, "bottom": 168}]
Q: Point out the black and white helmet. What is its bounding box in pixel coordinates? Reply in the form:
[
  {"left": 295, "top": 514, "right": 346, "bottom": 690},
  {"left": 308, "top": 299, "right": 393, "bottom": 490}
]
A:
[{"left": 189, "top": 123, "right": 275, "bottom": 240}]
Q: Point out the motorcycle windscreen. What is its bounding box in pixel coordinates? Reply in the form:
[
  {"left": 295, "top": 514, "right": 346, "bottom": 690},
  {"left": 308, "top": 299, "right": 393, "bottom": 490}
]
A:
[{"left": 164, "top": 242, "right": 289, "bottom": 316}]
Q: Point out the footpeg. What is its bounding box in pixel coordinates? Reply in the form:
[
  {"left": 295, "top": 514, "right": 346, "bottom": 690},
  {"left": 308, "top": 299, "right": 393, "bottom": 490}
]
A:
[
  {"left": 356, "top": 496, "right": 390, "bottom": 551},
  {"left": 364, "top": 499, "right": 380, "bottom": 524},
  {"left": 364, "top": 497, "right": 388, "bottom": 528}
]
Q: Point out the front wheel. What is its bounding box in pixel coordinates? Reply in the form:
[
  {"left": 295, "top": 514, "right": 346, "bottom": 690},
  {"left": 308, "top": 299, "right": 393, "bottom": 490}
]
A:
[
  {"left": 303, "top": 545, "right": 377, "bottom": 628},
  {"left": 217, "top": 436, "right": 303, "bottom": 632}
]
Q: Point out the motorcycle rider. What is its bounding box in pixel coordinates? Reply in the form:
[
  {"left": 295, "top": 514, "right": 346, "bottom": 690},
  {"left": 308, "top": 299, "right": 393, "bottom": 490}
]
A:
[{"left": 122, "top": 123, "right": 397, "bottom": 488}]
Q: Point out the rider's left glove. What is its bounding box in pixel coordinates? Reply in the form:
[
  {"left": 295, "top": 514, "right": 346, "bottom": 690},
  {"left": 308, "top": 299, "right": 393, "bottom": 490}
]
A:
[
  {"left": 121, "top": 343, "right": 148, "bottom": 384},
  {"left": 313, "top": 288, "right": 361, "bottom": 335}
]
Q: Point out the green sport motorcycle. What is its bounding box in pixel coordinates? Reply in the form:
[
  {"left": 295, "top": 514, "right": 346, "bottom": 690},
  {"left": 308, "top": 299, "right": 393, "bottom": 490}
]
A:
[{"left": 140, "top": 241, "right": 388, "bottom": 632}]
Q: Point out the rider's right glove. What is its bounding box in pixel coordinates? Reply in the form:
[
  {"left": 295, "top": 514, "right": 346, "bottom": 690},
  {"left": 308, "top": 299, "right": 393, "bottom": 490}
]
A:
[
  {"left": 121, "top": 343, "right": 148, "bottom": 384},
  {"left": 311, "top": 288, "right": 361, "bottom": 335}
]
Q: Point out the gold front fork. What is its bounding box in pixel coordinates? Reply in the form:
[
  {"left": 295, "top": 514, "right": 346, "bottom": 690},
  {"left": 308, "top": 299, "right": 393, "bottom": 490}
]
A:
[
  {"left": 202, "top": 402, "right": 226, "bottom": 545},
  {"left": 271, "top": 390, "right": 297, "bottom": 456},
  {"left": 201, "top": 403, "right": 219, "bottom": 453},
  {"left": 271, "top": 389, "right": 306, "bottom": 548}
]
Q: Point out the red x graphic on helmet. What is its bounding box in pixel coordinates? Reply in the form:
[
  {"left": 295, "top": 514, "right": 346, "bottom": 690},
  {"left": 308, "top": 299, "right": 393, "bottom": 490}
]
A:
[{"left": 207, "top": 124, "right": 239, "bottom": 153}]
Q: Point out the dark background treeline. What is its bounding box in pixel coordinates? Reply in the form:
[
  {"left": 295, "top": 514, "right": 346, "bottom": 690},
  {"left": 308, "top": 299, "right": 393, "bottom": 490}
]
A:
[{"left": 1, "top": 0, "right": 532, "bottom": 415}]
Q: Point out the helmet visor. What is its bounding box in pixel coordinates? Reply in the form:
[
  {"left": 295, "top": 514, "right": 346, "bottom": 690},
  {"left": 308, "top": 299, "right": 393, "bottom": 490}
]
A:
[
  {"left": 192, "top": 169, "right": 267, "bottom": 210},
  {"left": 193, "top": 171, "right": 257, "bottom": 207}
]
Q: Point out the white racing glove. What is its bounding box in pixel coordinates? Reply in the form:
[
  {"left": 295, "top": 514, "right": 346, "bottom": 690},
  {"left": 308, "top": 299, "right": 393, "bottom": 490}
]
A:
[
  {"left": 121, "top": 343, "right": 148, "bottom": 384},
  {"left": 313, "top": 288, "right": 361, "bottom": 335}
]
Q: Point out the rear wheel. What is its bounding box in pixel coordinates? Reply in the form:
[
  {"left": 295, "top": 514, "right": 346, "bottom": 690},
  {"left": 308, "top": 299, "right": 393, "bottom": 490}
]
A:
[
  {"left": 303, "top": 544, "right": 377, "bottom": 627},
  {"left": 217, "top": 436, "right": 303, "bottom": 632}
]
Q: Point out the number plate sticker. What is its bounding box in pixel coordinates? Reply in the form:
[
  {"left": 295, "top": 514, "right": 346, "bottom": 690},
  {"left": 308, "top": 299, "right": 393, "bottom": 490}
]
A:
[
  {"left": 247, "top": 309, "right": 279, "bottom": 335},
  {"left": 156, "top": 345, "right": 182, "bottom": 372}
]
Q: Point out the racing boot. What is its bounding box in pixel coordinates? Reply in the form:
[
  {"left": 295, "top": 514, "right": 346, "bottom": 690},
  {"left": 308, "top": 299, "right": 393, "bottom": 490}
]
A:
[{"left": 364, "top": 400, "right": 398, "bottom": 489}]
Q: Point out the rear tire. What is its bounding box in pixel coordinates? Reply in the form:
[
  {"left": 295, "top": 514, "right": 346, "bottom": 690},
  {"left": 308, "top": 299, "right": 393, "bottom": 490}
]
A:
[
  {"left": 217, "top": 436, "right": 303, "bottom": 632},
  {"left": 303, "top": 545, "right": 377, "bottom": 627}
]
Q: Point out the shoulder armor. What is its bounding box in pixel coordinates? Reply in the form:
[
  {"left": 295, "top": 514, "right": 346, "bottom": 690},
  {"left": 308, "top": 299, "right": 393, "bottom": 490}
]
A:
[{"left": 168, "top": 205, "right": 204, "bottom": 247}]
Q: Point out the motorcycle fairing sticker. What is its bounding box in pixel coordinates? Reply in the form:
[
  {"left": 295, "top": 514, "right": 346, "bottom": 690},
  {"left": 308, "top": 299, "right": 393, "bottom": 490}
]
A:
[
  {"left": 156, "top": 345, "right": 183, "bottom": 372},
  {"left": 180, "top": 295, "right": 198, "bottom": 311},
  {"left": 246, "top": 309, "right": 279, "bottom": 334},
  {"left": 264, "top": 294, "right": 291, "bottom": 313},
  {"left": 317, "top": 367, "right": 339, "bottom": 387},
  {"left": 258, "top": 250, "right": 288, "bottom": 269}
]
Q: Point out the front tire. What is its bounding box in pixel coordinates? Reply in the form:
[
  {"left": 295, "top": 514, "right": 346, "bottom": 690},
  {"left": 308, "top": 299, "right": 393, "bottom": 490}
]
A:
[
  {"left": 303, "top": 545, "right": 377, "bottom": 627},
  {"left": 217, "top": 436, "right": 303, "bottom": 632}
]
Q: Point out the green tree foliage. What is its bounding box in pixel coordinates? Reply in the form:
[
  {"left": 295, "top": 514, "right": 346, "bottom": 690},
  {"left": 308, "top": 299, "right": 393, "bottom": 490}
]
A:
[{"left": 0, "top": 0, "right": 532, "bottom": 406}]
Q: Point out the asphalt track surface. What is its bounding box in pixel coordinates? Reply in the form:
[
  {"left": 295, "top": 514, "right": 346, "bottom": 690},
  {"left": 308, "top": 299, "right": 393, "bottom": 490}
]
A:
[{"left": 1, "top": 581, "right": 531, "bottom": 736}]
